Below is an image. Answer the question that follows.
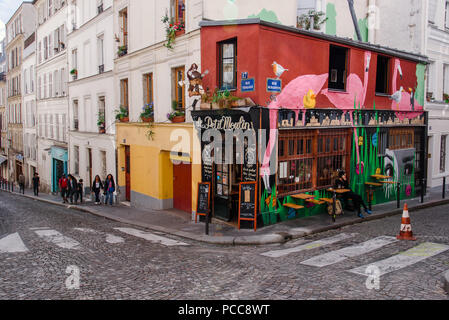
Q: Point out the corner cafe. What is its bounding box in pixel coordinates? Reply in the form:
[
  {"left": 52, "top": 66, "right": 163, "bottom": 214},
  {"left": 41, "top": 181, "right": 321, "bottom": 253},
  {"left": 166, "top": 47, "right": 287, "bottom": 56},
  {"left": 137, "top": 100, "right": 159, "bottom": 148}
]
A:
[{"left": 192, "top": 19, "right": 429, "bottom": 230}]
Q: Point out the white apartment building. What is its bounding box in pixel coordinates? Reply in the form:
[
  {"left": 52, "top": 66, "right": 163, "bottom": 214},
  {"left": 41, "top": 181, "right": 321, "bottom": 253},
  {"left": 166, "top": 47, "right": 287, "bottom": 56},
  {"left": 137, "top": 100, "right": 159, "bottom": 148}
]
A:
[
  {"left": 67, "top": 0, "right": 116, "bottom": 191},
  {"left": 34, "top": 0, "right": 69, "bottom": 193},
  {"left": 5, "top": 2, "right": 36, "bottom": 184},
  {"left": 22, "top": 32, "right": 37, "bottom": 186},
  {"left": 0, "top": 39, "right": 6, "bottom": 179}
]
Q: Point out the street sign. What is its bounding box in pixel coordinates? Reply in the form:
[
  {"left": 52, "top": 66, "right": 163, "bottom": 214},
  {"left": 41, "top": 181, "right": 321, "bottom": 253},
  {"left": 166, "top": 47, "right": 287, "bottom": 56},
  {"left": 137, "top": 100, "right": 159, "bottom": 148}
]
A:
[
  {"left": 241, "top": 78, "right": 255, "bottom": 92},
  {"left": 267, "top": 78, "right": 282, "bottom": 92}
]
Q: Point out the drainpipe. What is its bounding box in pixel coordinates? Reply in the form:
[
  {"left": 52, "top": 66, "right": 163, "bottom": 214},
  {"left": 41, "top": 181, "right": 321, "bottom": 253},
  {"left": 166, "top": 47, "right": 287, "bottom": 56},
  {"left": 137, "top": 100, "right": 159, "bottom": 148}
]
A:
[
  {"left": 347, "top": 0, "right": 363, "bottom": 41},
  {"left": 368, "top": 0, "right": 376, "bottom": 43}
]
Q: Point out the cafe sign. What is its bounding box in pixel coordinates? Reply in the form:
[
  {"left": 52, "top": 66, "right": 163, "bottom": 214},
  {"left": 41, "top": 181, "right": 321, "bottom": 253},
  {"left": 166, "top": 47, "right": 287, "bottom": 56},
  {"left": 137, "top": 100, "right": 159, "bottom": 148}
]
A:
[{"left": 194, "top": 116, "right": 254, "bottom": 131}]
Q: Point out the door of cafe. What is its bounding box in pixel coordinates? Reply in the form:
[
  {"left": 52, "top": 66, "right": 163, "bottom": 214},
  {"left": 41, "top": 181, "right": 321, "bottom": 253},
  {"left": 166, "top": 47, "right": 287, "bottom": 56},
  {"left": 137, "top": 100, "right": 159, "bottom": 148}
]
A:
[{"left": 173, "top": 162, "right": 192, "bottom": 213}]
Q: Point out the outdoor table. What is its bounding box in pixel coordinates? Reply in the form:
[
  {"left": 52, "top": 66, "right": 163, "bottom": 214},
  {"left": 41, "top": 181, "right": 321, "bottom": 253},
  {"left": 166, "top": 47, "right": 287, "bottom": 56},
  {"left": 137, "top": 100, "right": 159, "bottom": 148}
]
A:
[
  {"left": 291, "top": 193, "right": 315, "bottom": 200},
  {"left": 371, "top": 174, "right": 392, "bottom": 180}
]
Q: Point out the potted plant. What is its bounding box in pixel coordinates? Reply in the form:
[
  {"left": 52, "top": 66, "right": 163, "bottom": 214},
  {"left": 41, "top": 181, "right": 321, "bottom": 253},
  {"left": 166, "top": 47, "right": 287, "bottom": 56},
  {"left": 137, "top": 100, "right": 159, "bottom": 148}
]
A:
[
  {"left": 70, "top": 68, "right": 77, "bottom": 80},
  {"left": 97, "top": 112, "right": 106, "bottom": 133},
  {"left": 117, "top": 45, "right": 127, "bottom": 57},
  {"left": 162, "top": 14, "right": 185, "bottom": 50},
  {"left": 167, "top": 100, "right": 185, "bottom": 123},
  {"left": 115, "top": 106, "right": 129, "bottom": 122},
  {"left": 140, "top": 103, "right": 154, "bottom": 123},
  {"left": 444, "top": 93, "right": 449, "bottom": 103}
]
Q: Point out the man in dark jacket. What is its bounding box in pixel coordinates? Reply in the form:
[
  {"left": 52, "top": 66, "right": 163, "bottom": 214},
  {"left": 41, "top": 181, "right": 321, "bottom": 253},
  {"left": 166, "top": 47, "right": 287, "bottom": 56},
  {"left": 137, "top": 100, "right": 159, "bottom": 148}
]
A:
[
  {"left": 68, "top": 175, "right": 79, "bottom": 204},
  {"left": 334, "top": 170, "right": 372, "bottom": 218},
  {"left": 32, "top": 173, "right": 40, "bottom": 196}
]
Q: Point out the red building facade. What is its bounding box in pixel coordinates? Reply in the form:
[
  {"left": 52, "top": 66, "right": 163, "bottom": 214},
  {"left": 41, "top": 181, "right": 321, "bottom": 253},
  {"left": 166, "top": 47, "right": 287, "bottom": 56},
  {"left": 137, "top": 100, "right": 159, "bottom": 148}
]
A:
[{"left": 193, "top": 19, "right": 429, "bottom": 229}]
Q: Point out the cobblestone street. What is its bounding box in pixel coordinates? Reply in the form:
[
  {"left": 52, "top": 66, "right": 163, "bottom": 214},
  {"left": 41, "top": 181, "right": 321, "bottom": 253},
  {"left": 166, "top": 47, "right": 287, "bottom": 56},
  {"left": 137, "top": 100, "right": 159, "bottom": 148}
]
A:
[{"left": 0, "top": 191, "right": 448, "bottom": 300}]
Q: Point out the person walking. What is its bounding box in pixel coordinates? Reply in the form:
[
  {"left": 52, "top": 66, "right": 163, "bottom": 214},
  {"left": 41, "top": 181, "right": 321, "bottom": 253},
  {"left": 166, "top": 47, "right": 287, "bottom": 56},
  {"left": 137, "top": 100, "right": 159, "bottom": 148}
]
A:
[
  {"left": 91, "top": 175, "right": 103, "bottom": 205},
  {"left": 68, "top": 175, "right": 79, "bottom": 204},
  {"left": 32, "top": 173, "right": 40, "bottom": 196},
  {"left": 104, "top": 174, "right": 116, "bottom": 206},
  {"left": 334, "top": 170, "right": 372, "bottom": 218},
  {"left": 59, "top": 174, "right": 69, "bottom": 203},
  {"left": 18, "top": 173, "right": 25, "bottom": 194},
  {"left": 77, "top": 179, "right": 84, "bottom": 203}
]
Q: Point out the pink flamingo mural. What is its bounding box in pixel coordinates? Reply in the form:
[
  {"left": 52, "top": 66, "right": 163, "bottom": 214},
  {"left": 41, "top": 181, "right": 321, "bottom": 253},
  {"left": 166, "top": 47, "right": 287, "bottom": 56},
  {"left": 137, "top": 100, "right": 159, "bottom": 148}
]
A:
[
  {"left": 260, "top": 74, "right": 328, "bottom": 188},
  {"left": 390, "top": 58, "right": 423, "bottom": 120},
  {"left": 321, "top": 51, "right": 371, "bottom": 110}
]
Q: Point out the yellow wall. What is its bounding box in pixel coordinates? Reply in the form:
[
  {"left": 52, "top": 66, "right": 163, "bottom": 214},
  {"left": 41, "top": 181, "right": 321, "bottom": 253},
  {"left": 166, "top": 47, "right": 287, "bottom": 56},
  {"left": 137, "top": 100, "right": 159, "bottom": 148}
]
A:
[{"left": 116, "top": 122, "right": 201, "bottom": 212}]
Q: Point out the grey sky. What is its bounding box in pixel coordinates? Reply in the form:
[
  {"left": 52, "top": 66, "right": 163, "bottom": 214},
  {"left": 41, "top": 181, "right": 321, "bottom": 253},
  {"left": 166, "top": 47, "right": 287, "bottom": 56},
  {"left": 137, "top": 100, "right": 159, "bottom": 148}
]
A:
[{"left": 0, "top": 0, "right": 24, "bottom": 41}]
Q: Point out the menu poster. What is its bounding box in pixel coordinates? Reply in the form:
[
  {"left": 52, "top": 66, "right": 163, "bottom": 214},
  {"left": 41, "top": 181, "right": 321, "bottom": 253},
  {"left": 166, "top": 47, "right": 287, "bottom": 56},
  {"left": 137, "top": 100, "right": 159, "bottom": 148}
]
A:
[
  {"left": 195, "top": 182, "right": 211, "bottom": 223},
  {"left": 238, "top": 182, "right": 258, "bottom": 231}
]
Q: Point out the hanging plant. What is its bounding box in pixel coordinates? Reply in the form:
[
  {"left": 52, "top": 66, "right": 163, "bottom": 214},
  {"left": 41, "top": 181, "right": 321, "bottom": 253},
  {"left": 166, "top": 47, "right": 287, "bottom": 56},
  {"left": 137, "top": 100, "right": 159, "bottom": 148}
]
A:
[
  {"left": 297, "top": 10, "right": 327, "bottom": 31},
  {"left": 162, "top": 13, "right": 185, "bottom": 50}
]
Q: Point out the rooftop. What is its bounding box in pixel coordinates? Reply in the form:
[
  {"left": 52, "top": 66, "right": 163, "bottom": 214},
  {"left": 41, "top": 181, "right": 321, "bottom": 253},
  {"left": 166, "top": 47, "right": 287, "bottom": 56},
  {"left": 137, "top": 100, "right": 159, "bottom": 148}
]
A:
[{"left": 199, "top": 18, "right": 429, "bottom": 65}]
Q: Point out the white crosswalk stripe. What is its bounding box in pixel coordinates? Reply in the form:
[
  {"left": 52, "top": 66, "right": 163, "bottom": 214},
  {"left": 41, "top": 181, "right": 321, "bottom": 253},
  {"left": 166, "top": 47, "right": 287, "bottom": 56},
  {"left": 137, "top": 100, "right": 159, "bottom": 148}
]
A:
[
  {"left": 114, "top": 227, "right": 189, "bottom": 247},
  {"left": 0, "top": 233, "right": 29, "bottom": 253},
  {"left": 74, "top": 228, "right": 125, "bottom": 244},
  {"left": 349, "top": 242, "right": 449, "bottom": 277},
  {"left": 34, "top": 229, "right": 82, "bottom": 250},
  {"left": 300, "top": 236, "right": 398, "bottom": 267},
  {"left": 261, "top": 233, "right": 358, "bottom": 258}
]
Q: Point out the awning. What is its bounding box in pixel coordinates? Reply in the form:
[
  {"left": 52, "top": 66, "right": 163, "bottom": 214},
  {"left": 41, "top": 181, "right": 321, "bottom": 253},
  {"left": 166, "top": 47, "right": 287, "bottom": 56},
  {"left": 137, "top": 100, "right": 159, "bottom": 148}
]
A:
[
  {"left": 170, "top": 152, "right": 191, "bottom": 163},
  {"left": 0, "top": 155, "right": 7, "bottom": 165}
]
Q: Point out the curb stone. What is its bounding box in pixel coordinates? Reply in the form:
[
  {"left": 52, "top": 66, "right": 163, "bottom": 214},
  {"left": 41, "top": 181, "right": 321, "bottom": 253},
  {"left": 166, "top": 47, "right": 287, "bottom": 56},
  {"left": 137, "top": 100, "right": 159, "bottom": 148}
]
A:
[
  {"left": 4, "top": 189, "right": 449, "bottom": 246},
  {"left": 444, "top": 270, "right": 449, "bottom": 295}
]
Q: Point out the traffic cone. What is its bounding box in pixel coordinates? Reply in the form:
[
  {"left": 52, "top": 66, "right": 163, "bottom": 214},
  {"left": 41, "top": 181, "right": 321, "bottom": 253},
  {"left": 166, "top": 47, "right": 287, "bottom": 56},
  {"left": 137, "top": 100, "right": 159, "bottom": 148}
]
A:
[{"left": 396, "top": 203, "right": 416, "bottom": 240}]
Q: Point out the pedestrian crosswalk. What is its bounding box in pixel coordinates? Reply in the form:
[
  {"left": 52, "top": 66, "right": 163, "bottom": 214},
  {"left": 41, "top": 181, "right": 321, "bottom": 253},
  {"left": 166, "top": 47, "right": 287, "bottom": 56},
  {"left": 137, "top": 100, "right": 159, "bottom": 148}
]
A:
[
  {"left": 260, "top": 234, "right": 449, "bottom": 277},
  {"left": 0, "top": 226, "right": 189, "bottom": 254}
]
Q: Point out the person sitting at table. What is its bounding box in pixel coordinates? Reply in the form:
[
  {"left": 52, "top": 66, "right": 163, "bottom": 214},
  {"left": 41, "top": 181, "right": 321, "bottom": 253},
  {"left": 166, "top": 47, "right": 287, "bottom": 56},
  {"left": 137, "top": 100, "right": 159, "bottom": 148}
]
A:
[{"left": 334, "top": 170, "right": 372, "bottom": 219}]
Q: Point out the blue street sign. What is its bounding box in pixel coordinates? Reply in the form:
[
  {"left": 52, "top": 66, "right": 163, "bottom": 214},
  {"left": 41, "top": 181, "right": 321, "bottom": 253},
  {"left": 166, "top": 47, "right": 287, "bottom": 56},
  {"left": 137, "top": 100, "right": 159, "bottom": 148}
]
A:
[
  {"left": 267, "top": 78, "right": 282, "bottom": 92},
  {"left": 241, "top": 78, "right": 255, "bottom": 92}
]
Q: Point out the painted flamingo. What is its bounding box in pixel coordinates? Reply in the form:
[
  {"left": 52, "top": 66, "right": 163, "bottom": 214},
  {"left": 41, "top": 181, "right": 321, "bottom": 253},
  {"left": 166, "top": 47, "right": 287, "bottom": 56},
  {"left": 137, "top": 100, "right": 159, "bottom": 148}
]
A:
[
  {"left": 260, "top": 73, "right": 328, "bottom": 190},
  {"left": 390, "top": 58, "right": 423, "bottom": 120},
  {"left": 321, "top": 51, "right": 371, "bottom": 110}
]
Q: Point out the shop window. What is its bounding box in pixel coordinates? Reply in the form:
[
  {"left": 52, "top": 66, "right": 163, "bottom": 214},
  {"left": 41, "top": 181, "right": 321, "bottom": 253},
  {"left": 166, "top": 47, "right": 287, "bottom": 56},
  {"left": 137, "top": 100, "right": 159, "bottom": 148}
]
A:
[
  {"left": 389, "top": 128, "right": 414, "bottom": 150},
  {"left": 328, "top": 45, "right": 348, "bottom": 91},
  {"left": 376, "top": 55, "right": 390, "bottom": 94},
  {"left": 219, "top": 38, "right": 237, "bottom": 90},
  {"left": 277, "top": 129, "right": 350, "bottom": 195}
]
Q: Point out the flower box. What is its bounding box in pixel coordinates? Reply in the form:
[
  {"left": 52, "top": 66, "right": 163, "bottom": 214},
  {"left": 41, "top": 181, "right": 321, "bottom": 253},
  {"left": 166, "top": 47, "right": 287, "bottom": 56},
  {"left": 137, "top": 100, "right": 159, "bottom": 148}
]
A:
[
  {"left": 170, "top": 116, "right": 185, "bottom": 123},
  {"left": 141, "top": 116, "right": 154, "bottom": 123}
]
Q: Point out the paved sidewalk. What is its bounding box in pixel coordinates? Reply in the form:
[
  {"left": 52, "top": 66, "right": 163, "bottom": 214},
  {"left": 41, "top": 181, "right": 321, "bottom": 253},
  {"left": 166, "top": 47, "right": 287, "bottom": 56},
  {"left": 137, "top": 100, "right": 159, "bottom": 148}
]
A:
[{"left": 2, "top": 184, "right": 449, "bottom": 246}]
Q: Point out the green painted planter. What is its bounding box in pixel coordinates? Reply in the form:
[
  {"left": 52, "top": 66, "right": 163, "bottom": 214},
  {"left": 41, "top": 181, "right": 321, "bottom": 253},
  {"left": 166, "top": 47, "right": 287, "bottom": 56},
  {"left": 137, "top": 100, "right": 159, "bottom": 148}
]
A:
[
  {"left": 262, "top": 212, "right": 270, "bottom": 226},
  {"left": 270, "top": 212, "right": 277, "bottom": 224}
]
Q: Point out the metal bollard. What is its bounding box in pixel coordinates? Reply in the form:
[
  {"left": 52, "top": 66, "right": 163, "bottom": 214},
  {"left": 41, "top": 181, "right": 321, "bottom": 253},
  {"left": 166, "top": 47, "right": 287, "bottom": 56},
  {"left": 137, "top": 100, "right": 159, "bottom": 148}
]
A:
[
  {"left": 443, "top": 177, "right": 446, "bottom": 199},
  {"left": 421, "top": 178, "right": 425, "bottom": 203},
  {"left": 396, "top": 182, "right": 401, "bottom": 209}
]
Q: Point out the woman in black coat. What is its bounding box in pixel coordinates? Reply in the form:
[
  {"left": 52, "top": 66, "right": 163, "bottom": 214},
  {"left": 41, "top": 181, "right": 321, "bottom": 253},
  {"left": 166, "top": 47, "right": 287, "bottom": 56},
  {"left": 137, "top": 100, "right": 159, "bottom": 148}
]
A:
[
  {"left": 91, "top": 175, "right": 104, "bottom": 205},
  {"left": 334, "top": 170, "right": 372, "bottom": 218}
]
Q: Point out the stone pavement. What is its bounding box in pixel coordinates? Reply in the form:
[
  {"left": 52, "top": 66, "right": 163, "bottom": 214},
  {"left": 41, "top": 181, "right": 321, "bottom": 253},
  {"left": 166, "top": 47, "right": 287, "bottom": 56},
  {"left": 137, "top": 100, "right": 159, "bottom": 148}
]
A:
[{"left": 2, "top": 184, "right": 449, "bottom": 246}]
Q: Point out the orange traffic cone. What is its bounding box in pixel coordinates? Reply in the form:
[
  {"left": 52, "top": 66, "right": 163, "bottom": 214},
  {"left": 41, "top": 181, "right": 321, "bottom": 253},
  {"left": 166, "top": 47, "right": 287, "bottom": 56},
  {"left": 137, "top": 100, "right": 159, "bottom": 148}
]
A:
[{"left": 396, "top": 203, "right": 416, "bottom": 241}]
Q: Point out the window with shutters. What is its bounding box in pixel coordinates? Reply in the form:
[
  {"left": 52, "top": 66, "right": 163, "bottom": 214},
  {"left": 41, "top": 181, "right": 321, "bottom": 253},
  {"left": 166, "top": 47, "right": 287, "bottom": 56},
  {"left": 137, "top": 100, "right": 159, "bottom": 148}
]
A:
[
  {"left": 173, "top": 67, "right": 185, "bottom": 110},
  {"left": 143, "top": 73, "right": 153, "bottom": 105},
  {"left": 120, "top": 78, "right": 129, "bottom": 110},
  {"left": 119, "top": 8, "right": 128, "bottom": 48},
  {"left": 441, "top": 135, "right": 447, "bottom": 173},
  {"left": 389, "top": 128, "right": 414, "bottom": 150}
]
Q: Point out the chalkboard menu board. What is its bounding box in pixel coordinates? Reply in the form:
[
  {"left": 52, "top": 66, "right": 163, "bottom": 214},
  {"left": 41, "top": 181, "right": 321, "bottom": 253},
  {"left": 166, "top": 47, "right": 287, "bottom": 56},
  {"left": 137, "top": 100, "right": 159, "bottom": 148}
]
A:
[
  {"left": 238, "top": 182, "right": 258, "bottom": 231},
  {"left": 195, "top": 182, "right": 211, "bottom": 223}
]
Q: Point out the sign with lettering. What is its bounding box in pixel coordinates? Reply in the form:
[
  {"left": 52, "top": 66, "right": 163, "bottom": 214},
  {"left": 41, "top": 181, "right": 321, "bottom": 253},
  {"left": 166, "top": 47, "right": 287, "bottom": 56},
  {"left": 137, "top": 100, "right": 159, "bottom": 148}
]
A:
[
  {"left": 195, "top": 182, "right": 211, "bottom": 223},
  {"left": 267, "top": 78, "right": 282, "bottom": 93},
  {"left": 238, "top": 182, "right": 257, "bottom": 231},
  {"left": 194, "top": 116, "right": 254, "bottom": 131},
  {"left": 241, "top": 78, "right": 255, "bottom": 92}
]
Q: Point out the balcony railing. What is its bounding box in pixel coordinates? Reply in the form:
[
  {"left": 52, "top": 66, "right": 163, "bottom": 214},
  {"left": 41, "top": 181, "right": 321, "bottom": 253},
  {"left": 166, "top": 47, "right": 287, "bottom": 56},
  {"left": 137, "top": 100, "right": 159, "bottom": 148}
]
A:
[
  {"left": 98, "top": 64, "right": 104, "bottom": 74},
  {"left": 98, "top": 4, "right": 104, "bottom": 14},
  {"left": 74, "top": 119, "right": 79, "bottom": 131}
]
